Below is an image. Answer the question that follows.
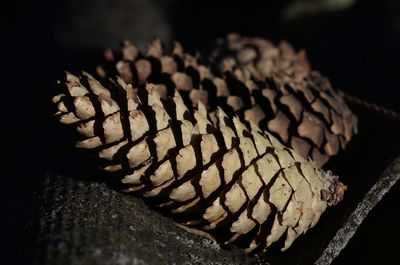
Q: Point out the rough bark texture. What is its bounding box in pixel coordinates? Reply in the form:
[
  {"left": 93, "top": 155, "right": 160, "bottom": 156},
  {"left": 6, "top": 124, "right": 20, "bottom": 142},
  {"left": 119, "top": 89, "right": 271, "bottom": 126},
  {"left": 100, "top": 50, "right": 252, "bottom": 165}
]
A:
[
  {"left": 37, "top": 174, "right": 253, "bottom": 265},
  {"left": 36, "top": 156, "right": 400, "bottom": 265}
]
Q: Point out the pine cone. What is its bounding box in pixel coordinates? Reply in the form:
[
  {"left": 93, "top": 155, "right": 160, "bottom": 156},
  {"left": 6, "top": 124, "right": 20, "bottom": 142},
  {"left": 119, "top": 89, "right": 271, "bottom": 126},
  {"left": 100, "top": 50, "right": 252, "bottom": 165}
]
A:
[
  {"left": 53, "top": 72, "right": 346, "bottom": 252},
  {"left": 211, "top": 33, "right": 359, "bottom": 167},
  {"left": 95, "top": 37, "right": 357, "bottom": 168}
]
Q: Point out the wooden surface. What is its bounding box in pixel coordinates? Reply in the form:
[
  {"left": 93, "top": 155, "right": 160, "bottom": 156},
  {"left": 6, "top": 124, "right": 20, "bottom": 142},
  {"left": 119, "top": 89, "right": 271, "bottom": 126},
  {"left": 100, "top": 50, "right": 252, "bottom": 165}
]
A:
[
  {"left": 36, "top": 174, "right": 252, "bottom": 265},
  {"left": 35, "top": 155, "right": 400, "bottom": 265}
]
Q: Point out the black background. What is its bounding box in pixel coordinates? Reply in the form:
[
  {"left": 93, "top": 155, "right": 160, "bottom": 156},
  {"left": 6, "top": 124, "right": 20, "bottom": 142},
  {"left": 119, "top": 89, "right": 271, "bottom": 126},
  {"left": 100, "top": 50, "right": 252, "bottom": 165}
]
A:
[{"left": 1, "top": 0, "right": 399, "bottom": 264}]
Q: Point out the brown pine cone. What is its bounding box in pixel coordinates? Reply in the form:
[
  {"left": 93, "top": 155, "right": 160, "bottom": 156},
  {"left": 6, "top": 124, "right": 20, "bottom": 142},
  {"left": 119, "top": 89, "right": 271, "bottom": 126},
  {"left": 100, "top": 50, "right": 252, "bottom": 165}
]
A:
[
  {"left": 96, "top": 37, "right": 358, "bottom": 168},
  {"left": 210, "top": 33, "right": 358, "bottom": 167},
  {"left": 53, "top": 72, "right": 346, "bottom": 252},
  {"left": 210, "top": 32, "right": 312, "bottom": 79}
]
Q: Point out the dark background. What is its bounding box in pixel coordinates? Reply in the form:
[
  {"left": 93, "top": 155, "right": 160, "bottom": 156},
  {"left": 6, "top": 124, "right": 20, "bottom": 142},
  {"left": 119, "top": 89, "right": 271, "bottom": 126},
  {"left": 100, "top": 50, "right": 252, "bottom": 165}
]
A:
[{"left": 1, "top": 0, "right": 399, "bottom": 264}]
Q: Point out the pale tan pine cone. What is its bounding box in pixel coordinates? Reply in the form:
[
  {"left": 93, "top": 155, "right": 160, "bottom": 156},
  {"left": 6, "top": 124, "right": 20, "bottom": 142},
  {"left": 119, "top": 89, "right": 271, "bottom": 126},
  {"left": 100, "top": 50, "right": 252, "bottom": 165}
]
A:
[{"left": 53, "top": 72, "right": 346, "bottom": 252}]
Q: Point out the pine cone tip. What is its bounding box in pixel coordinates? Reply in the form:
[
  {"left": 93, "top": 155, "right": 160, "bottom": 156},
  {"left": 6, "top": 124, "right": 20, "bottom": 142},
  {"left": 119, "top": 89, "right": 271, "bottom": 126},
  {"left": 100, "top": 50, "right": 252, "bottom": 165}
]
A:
[{"left": 321, "top": 170, "right": 346, "bottom": 206}]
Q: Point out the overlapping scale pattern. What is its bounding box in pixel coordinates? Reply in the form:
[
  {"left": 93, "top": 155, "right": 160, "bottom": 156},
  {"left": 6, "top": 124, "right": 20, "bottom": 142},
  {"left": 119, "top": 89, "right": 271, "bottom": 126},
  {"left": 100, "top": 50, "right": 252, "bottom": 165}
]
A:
[
  {"left": 96, "top": 36, "right": 357, "bottom": 167},
  {"left": 53, "top": 73, "right": 345, "bottom": 252},
  {"left": 211, "top": 33, "right": 358, "bottom": 167}
]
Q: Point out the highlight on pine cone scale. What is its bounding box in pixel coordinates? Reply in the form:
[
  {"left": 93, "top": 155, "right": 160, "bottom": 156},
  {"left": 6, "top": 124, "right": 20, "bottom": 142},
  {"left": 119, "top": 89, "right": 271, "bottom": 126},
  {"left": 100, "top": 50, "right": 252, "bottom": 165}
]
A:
[
  {"left": 95, "top": 36, "right": 358, "bottom": 168},
  {"left": 52, "top": 72, "right": 346, "bottom": 253}
]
